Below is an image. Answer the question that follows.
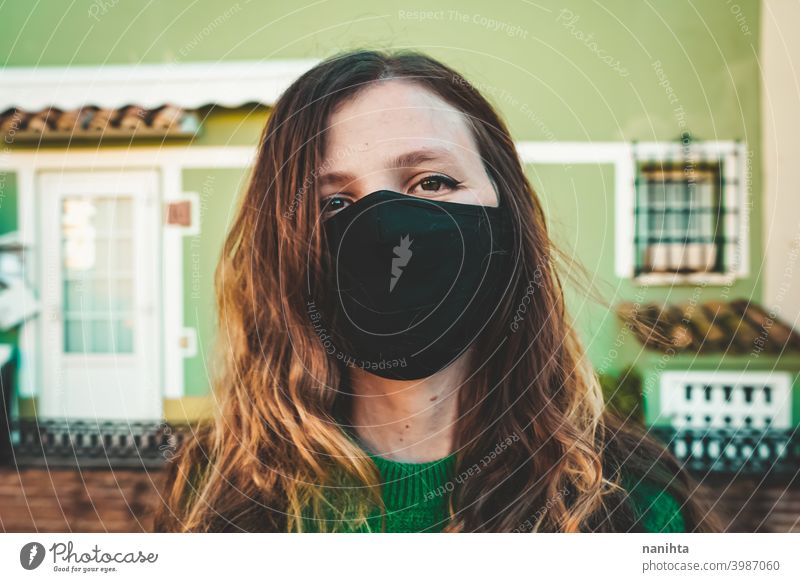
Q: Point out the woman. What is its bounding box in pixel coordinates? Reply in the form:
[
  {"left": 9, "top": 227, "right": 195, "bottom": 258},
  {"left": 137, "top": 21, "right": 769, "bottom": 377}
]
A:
[{"left": 154, "top": 49, "right": 721, "bottom": 533}]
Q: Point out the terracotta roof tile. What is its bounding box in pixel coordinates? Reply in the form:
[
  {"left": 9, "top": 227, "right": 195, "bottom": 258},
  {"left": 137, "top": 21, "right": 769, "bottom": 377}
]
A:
[
  {"left": 0, "top": 104, "right": 200, "bottom": 141},
  {"left": 617, "top": 299, "right": 800, "bottom": 355}
]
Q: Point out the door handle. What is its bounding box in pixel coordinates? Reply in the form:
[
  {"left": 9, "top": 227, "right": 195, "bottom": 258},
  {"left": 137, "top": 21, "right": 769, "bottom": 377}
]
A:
[{"left": 49, "top": 305, "right": 61, "bottom": 322}]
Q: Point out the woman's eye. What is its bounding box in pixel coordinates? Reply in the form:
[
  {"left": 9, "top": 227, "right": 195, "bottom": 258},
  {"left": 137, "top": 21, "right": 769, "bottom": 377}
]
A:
[
  {"left": 320, "top": 196, "right": 350, "bottom": 219},
  {"left": 409, "top": 175, "right": 461, "bottom": 195}
]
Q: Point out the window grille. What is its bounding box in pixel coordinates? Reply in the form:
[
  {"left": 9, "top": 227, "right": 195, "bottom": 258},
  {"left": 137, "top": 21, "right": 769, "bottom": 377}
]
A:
[{"left": 632, "top": 140, "right": 743, "bottom": 279}]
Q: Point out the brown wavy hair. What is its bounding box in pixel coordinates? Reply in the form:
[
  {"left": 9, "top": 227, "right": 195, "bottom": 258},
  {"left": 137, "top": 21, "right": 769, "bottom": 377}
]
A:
[{"left": 153, "top": 49, "right": 722, "bottom": 533}]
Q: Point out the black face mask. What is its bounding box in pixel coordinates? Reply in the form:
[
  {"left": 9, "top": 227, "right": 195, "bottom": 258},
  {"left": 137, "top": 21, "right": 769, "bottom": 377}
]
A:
[{"left": 311, "top": 189, "right": 513, "bottom": 381}]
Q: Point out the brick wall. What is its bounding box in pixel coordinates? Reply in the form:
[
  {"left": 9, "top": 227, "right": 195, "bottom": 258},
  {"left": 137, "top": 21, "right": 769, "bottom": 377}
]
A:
[
  {"left": 0, "top": 468, "right": 165, "bottom": 532},
  {"left": 0, "top": 467, "right": 798, "bottom": 532},
  {"left": 703, "top": 477, "right": 800, "bottom": 532}
]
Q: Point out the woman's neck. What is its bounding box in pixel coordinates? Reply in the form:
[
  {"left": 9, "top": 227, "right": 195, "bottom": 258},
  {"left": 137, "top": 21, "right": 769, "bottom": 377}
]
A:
[{"left": 348, "top": 353, "right": 471, "bottom": 463}]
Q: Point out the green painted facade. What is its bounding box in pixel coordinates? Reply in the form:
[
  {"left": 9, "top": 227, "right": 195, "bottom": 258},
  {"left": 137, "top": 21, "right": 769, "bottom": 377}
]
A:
[
  {"left": 1, "top": 1, "right": 774, "bottom": 423},
  {"left": 181, "top": 166, "right": 253, "bottom": 397}
]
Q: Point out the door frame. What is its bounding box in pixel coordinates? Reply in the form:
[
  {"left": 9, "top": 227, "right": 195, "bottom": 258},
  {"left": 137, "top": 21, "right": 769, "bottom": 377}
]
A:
[{"left": 37, "top": 169, "right": 162, "bottom": 420}]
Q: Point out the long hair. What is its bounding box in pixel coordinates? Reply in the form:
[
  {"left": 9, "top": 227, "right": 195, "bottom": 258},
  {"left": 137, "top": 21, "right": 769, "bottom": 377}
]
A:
[{"left": 153, "top": 49, "right": 722, "bottom": 533}]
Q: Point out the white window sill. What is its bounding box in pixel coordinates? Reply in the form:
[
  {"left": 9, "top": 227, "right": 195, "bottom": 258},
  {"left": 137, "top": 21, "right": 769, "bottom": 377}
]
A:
[{"left": 633, "top": 272, "right": 738, "bottom": 287}]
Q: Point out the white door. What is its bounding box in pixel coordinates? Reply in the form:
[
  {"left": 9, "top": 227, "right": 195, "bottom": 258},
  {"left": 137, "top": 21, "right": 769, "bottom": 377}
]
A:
[{"left": 38, "top": 170, "right": 162, "bottom": 421}]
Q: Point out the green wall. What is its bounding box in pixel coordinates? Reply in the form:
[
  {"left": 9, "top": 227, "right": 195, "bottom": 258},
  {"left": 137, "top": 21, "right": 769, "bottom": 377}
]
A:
[
  {"left": 181, "top": 167, "right": 250, "bottom": 397},
  {"left": 0, "top": 173, "right": 18, "bottom": 236},
  {"left": 1, "top": 0, "right": 761, "bottom": 273},
  {"left": 1, "top": 0, "right": 760, "bottom": 142},
  {"left": 0, "top": 0, "right": 764, "bottom": 403}
]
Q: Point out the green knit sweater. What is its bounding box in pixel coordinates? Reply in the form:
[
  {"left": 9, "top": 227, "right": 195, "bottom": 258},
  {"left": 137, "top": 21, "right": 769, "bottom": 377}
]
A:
[{"left": 302, "top": 448, "right": 686, "bottom": 533}]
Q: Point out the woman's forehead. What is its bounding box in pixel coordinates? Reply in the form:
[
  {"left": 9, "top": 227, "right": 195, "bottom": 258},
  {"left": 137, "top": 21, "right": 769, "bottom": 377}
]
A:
[{"left": 322, "top": 80, "right": 479, "bottom": 167}]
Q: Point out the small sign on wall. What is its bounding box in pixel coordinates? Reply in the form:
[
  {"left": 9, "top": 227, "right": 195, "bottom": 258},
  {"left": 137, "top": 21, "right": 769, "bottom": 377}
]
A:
[
  {"left": 179, "top": 327, "right": 198, "bottom": 358},
  {"left": 167, "top": 200, "right": 192, "bottom": 227},
  {"left": 164, "top": 192, "right": 200, "bottom": 235}
]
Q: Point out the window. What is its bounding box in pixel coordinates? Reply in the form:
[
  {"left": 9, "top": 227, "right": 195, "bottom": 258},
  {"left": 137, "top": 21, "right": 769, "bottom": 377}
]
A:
[
  {"left": 636, "top": 160, "right": 722, "bottom": 274},
  {"left": 629, "top": 140, "right": 747, "bottom": 284},
  {"left": 61, "top": 195, "right": 135, "bottom": 354}
]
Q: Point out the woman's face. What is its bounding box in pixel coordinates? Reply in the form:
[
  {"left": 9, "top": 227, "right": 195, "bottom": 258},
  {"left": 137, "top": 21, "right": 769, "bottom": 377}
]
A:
[{"left": 317, "top": 79, "right": 499, "bottom": 220}]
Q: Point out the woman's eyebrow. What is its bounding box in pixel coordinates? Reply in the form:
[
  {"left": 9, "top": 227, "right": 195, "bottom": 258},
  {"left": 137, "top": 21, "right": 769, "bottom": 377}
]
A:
[
  {"left": 317, "top": 147, "right": 460, "bottom": 188},
  {"left": 389, "top": 147, "right": 459, "bottom": 169},
  {"left": 317, "top": 170, "right": 355, "bottom": 188}
]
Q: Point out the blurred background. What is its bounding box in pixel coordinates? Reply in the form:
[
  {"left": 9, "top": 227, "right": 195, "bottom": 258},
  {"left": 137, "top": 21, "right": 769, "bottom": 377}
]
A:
[{"left": 0, "top": 0, "right": 798, "bottom": 532}]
